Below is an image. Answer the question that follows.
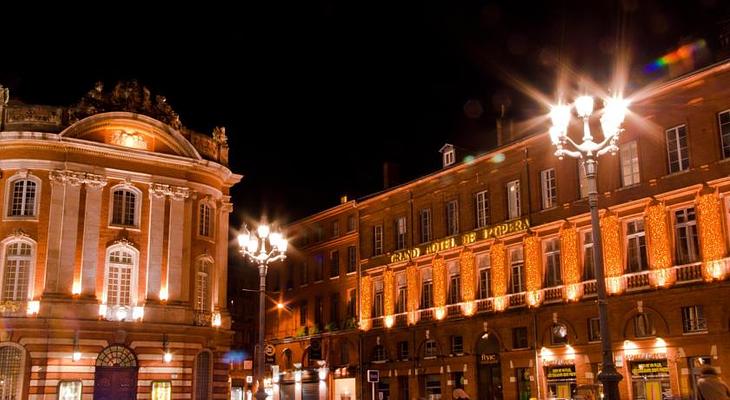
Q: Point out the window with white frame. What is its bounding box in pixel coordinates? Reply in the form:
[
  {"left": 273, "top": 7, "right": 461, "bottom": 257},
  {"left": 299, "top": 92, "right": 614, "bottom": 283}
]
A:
[
  {"left": 447, "top": 261, "right": 460, "bottom": 304},
  {"left": 543, "top": 238, "right": 561, "bottom": 287},
  {"left": 681, "top": 305, "right": 707, "bottom": 333},
  {"left": 0, "top": 344, "right": 25, "bottom": 400},
  {"left": 578, "top": 163, "right": 589, "bottom": 198},
  {"left": 443, "top": 148, "right": 455, "bottom": 167},
  {"left": 194, "top": 258, "right": 211, "bottom": 312},
  {"left": 424, "top": 339, "right": 438, "bottom": 358},
  {"left": 475, "top": 190, "right": 489, "bottom": 228},
  {"left": 666, "top": 125, "right": 690, "bottom": 173},
  {"left": 582, "top": 231, "right": 595, "bottom": 280},
  {"left": 541, "top": 169, "right": 557, "bottom": 209},
  {"left": 7, "top": 176, "right": 39, "bottom": 218},
  {"left": 396, "top": 272, "right": 407, "bottom": 314},
  {"left": 1, "top": 240, "right": 34, "bottom": 301},
  {"left": 510, "top": 247, "right": 525, "bottom": 293},
  {"left": 420, "top": 208, "right": 432, "bottom": 243},
  {"left": 373, "top": 225, "right": 383, "bottom": 256},
  {"left": 626, "top": 220, "right": 648, "bottom": 272},
  {"left": 395, "top": 217, "right": 407, "bottom": 250},
  {"left": 198, "top": 203, "right": 212, "bottom": 237},
  {"left": 719, "top": 110, "right": 730, "bottom": 159},
  {"left": 104, "top": 246, "right": 137, "bottom": 308},
  {"left": 421, "top": 268, "right": 433, "bottom": 308},
  {"left": 506, "top": 180, "right": 521, "bottom": 220},
  {"left": 477, "top": 253, "right": 491, "bottom": 299},
  {"left": 111, "top": 187, "right": 139, "bottom": 227},
  {"left": 620, "top": 140, "right": 640, "bottom": 186},
  {"left": 446, "top": 200, "right": 459, "bottom": 236},
  {"left": 194, "top": 351, "right": 212, "bottom": 399},
  {"left": 675, "top": 207, "right": 700, "bottom": 264},
  {"left": 373, "top": 279, "right": 384, "bottom": 317}
]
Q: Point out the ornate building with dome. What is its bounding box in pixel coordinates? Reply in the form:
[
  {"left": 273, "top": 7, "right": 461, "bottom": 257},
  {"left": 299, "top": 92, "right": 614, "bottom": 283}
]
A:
[{"left": 0, "top": 81, "right": 241, "bottom": 399}]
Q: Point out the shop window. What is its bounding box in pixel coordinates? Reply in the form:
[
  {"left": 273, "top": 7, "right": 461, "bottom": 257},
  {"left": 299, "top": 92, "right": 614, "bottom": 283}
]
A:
[
  {"left": 58, "top": 381, "right": 82, "bottom": 400},
  {"left": 376, "top": 379, "right": 390, "bottom": 400},
  {"left": 424, "top": 375, "right": 441, "bottom": 399},
  {"left": 512, "top": 327, "right": 528, "bottom": 349},
  {"left": 551, "top": 323, "right": 569, "bottom": 345},
  {"left": 516, "top": 368, "right": 532, "bottom": 400},
  {"left": 151, "top": 381, "right": 172, "bottom": 400},
  {"left": 452, "top": 371, "right": 465, "bottom": 389},
  {"left": 630, "top": 360, "right": 670, "bottom": 400},
  {"left": 545, "top": 365, "right": 577, "bottom": 399}
]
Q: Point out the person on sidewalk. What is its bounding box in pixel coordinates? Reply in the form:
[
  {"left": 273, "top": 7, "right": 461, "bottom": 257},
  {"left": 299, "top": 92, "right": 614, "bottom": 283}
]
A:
[{"left": 698, "top": 366, "right": 730, "bottom": 400}]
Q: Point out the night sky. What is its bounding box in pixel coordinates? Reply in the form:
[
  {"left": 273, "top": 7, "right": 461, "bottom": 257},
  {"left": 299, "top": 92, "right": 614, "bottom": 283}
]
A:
[{"left": 2, "top": 1, "right": 729, "bottom": 226}]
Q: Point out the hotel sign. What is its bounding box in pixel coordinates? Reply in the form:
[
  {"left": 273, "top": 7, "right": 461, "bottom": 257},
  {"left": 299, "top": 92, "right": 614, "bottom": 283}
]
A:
[
  {"left": 546, "top": 366, "right": 577, "bottom": 381},
  {"left": 479, "top": 353, "right": 499, "bottom": 365},
  {"left": 631, "top": 361, "right": 669, "bottom": 377},
  {"left": 390, "top": 218, "right": 530, "bottom": 263}
]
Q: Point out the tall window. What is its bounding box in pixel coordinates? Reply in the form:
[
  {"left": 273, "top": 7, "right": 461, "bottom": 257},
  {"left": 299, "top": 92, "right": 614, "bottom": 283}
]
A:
[
  {"left": 332, "top": 221, "right": 340, "bottom": 238},
  {"left": 194, "top": 351, "right": 212, "bottom": 400},
  {"left": 588, "top": 318, "right": 601, "bottom": 342},
  {"left": 420, "top": 209, "right": 432, "bottom": 243},
  {"left": 675, "top": 207, "right": 700, "bottom": 264},
  {"left": 543, "top": 238, "right": 561, "bottom": 287},
  {"left": 194, "top": 259, "right": 211, "bottom": 312},
  {"left": 0, "top": 344, "right": 25, "bottom": 400},
  {"left": 286, "top": 263, "right": 294, "bottom": 290},
  {"left": 198, "top": 203, "right": 212, "bottom": 237},
  {"left": 152, "top": 382, "right": 171, "bottom": 400},
  {"left": 300, "top": 262, "right": 309, "bottom": 285},
  {"left": 373, "top": 280, "right": 384, "bottom": 317},
  {"left": 620, "top": 141, "right": 640, "bottom": 186},
  {"left": 347, "top": 215, "right": 356, "bottom": 232},
  {"left": 506, "top": 180, "right": 521, "bottom": 220},
  {"left": 330, "top": 250, "right": 340, "bottom": 278},
  {"left": 681, "top": 305, "right": 707, "bottom": 333},
  {"left": 315, "top": 296, "right": 324, "bottom": 326},
  {"left": 314, "top": 254, "right": 324, "bottom": 281},
  {"left": 578, "top": 164, "right": 589, "bottom": 198},
  {"left": 666, "top": 125, "right": 690, "bottom": 173},
  {"left": 105, "top": 247, "right": 136, "bottom": 307},
  {"left": 395, "top": 217, "right": 407, "bottom": 250},
  {"left": 346, "top": 289, "right": 356, "bottom": 318},
  {"left": 510, "top": 247, "right": 525, "bottom": 293},
  {"left": 330, "top": 293, "right": 340, "bottom": 325},
  {"left": 396, "top": 273, "right": 407, "bottom": 313},
  {"left": 634, "top": 313, "right": 654, "bottom": 337},
  {"left": 446, "top": 200, "right": 459, "bottom": 236},
  {"left": 541, "top": 169, "right": 557, "bottom": 209},
  {"left": 448, "top": 262, "right": 460, "bottom": 304},
  {"left": 626, "top": 220, "right": 648, "bottom": 272},
  {"left": 7, "top": 178, "right": 37, "bottom": 217},
  {"left": 111, "top": 188, "right": 138, "bottom": 227},
  {"left": 477, "top": 254, "right": 491, "bottom": 299},
  {"left": 475, "top": 190, "right": 489, "bottom": 228},
  {"left": 582, "top": 231, "right": 595, "bottom": 280},
  {"left": 373, "top": 225, "right": 383, "bottom": 256},
  {"left": 2, "top": 240, "right": 33, "bottom": 301},
  {"left": 58, "top": 381, "right": 82, "bottom": 400},
  {"left": 299, "top": 301, "right": 308, "bottom": 326},
  {"left": 347, "top": 246, "right": 357, "bottom": 273},
  {"left": 719, "top": 110, "right": 730, "bottom": 159},
  {"left": 421, "top": 268, "right": 433, "bottom": 308},
  {"left": 340, "top": 342, "right": 350, "bottom": 364}
]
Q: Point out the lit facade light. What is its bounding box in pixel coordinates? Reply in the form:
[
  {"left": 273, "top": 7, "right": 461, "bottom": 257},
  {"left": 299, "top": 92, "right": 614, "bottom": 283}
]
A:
[
  {"left": 461, "top": 301, "right": 475, "bottom": 316},
  {"left": 257, "top": 224, "right": 270, "bottom": 239},
  {"left": 575, "top": 95, "right": 594, "bottom": 118},
  {"left": 550, "top": 104, "right": 571, "bottom": 131},
  {"left": 72, "top": 281, "right": 81, "bottom": 296},
  {"left": 72, "top": 331, "right": 81, "bottom": 362},
  {"left": 72, "top": 351, "right": 82, "bottom": 362},
  {"left": 163, "top": 333, "right": 172, "bottom": 363},
  {"left": 164, "top": 351, "right": 173, "bottom": 363},
  {"left": 132, "top": 306, "right": 145, "bottom": 321},
  {"left": 26, "top": 300, "right": 40, "bottom": 316},
  {"left": 277, "top": 302, "right": 285, "bottom": 310},
  {"left": 98, "top": 304, "right": 107, "bottom": 318},
  {"left": 384, "top": 316, "right": 394, "bottom": 328},
  {"left": 159, "top": 288, "right": 169, "bottom": 302},
  {"left": 434, "top": 307, "right": 446, "bottom": 320},
  {"left": 318, "top": 367, "right": 328, "bottom": 381},
  {"left": 115, "top": 307, "right": 128, "bottom": 321},
  {"left": 294, "top": 370, "right": 302, "bottom": 383},
  {"left": 212, "top": 312, "right": 222, "bottom": 327}
]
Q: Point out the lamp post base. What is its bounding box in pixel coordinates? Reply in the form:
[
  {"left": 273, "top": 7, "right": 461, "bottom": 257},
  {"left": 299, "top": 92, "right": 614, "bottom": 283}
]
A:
[
  {"left": 598, "top": 365, "right": 623, "bottom": 400},
  {"left": 254, "top": 386, "right": 269, "bottom": 400}
]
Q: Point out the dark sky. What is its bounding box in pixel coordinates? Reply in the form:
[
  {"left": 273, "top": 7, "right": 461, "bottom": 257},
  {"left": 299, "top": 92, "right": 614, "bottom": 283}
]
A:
[{"left": 3, "top": 1, "right": 730, "bottom": 226}]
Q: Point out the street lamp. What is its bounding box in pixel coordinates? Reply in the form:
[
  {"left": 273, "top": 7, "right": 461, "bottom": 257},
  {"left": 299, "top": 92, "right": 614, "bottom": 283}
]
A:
[
  {"left": 238, "top": 223, "right": 288, "bottom": 400},
  {"left": 549, "top": 94, "right": 629, "bottom": 400}
]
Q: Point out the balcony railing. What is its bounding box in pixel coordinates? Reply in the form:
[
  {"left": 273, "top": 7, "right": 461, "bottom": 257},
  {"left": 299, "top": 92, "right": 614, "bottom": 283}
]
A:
[
  {"left": 193, "top": 311, "right": 212, "bottom": 326},
  {"left": 360, "top": 257, "right": 729, "bottom": 330}
]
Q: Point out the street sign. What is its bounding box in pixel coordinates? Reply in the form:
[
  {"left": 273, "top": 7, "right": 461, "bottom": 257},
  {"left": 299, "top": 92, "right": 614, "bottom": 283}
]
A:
[
  {"left": 265, "top": 344, "right": 275, "bottom": 364},
  {"left": 367, "top": 369, "right": 380, "bottom": 383}
]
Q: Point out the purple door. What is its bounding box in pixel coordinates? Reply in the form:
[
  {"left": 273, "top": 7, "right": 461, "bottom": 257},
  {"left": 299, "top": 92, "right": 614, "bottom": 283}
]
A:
[{"left": 93, "top": 366, "right": 138, "bottom": 400}]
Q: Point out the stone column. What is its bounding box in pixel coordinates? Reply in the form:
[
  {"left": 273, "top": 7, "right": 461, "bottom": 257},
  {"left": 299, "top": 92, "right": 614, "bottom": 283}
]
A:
[
  {"left": 215, "top": 200, "right": 233, "bottom": 310},
  {"left": 44, "top": 171, "right": 67, "bottom": 294},
  {"left": 146, "top": 184, "right": 168, "bottom": 301},
  {"left": 166, "top": 186, "right": 189, "bottom": 301},
  {"left": 79, "top": 174, "right": 107, "bottom": 296},
  {"left": 57, "top": 173, "right": 83, "bottom": 294}
]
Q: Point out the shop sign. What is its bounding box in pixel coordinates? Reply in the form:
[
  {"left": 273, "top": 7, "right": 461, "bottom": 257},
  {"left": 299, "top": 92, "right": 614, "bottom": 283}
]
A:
[
  {"left": 390, "top": 218, "right": 530, "bottom": 263},
  {"left": 479, "top": 353, "right": 499, "bottom": 365},
  {"left": 631, "top": 361, "right": 669, "bottom": 377},
  {"left": 545, "top": 366, "right": 577, "bottom": 381}
]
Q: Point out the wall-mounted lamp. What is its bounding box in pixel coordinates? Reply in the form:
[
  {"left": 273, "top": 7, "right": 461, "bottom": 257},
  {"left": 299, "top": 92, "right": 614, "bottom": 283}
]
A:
[
  {"left": 72, "top": 331, "right": 81, "bottom": 362},
  {"left": 163, "top": 334, "right": 172, "bottom": 363},
  {"left": 212, "top": 312, "right": 222, "bottom": 328}
]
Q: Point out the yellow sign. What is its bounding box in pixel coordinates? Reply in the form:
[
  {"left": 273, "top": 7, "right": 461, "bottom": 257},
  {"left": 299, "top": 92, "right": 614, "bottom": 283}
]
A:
[{"left": 389, "top": 218, "right": 530, "bottom": 263}]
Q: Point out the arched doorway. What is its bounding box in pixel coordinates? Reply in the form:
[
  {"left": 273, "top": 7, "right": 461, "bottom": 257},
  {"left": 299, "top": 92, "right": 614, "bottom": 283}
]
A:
[
  {"left": 476, "top": 333, "right": 503, "bottom": 400},
  {"left": 93, "top": 345, "right": 138, "bottom": 400}
]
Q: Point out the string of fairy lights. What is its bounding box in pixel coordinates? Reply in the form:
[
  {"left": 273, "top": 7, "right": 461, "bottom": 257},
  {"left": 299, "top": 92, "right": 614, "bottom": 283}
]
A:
[{"left": 357, "top": 189, "right": 728, "bottom": 330}]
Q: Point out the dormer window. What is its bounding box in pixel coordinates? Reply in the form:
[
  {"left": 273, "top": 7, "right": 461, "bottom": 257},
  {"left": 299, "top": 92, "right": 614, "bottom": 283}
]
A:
[{"left": 440, "top": 144, "right": 456, "bottom": 168}]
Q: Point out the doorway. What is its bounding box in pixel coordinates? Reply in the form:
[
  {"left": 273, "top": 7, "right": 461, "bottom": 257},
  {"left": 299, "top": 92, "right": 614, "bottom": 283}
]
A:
[
  {"left": 476, "top": 334, "right": 503, "bottom": 400},
  {"left": 93, "top": 345, "right": 138, "bottom": 400}
]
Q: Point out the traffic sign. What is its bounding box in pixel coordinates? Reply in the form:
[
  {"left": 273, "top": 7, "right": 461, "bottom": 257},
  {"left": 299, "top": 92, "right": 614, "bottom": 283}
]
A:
[{"left": 367, "top": 369, "right": 380, "bottom": 383}]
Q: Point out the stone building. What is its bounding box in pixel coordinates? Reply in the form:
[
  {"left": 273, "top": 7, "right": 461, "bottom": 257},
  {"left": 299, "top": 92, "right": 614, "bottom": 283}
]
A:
[{"left": 0, "top": 81, "right": 241, "bottom": 399}]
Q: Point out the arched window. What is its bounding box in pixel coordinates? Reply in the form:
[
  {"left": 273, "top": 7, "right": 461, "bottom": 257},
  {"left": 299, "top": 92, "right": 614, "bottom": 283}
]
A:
[
  {"left": 194, "top": 351, "right": 212, "bottom": 400},
  {"left": 103, "top": 243, "right": 139, "bottom": 320},
  {"left": 110, "top": 187, "right": 139, "bottom": 227},
  {"left": 198, "top": 203, "right": 212, "bottom": 237},
  {"left": 194, "top": 258, "right": 212, "bottom": 312},
  {"left": 96, "top": 345, "right": 137, "bottom": 367},
  {"left": 1, "top": 239, "right": 35, "bottom": 301},
  {"left": 0, "top": 343, "right": 26, "bottom": 400},
  {"left": 7, "top": 178, "right": 38, "bottom": 218}
]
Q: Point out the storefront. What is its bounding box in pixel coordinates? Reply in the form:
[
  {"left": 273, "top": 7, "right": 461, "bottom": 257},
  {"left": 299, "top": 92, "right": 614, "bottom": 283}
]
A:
[
  {"left": 545, "top": 365, "right": 577, "bottom": 399},
  {"left": 424, "top": 374, "right": 442, "bottom": 400},
  {"left": 629, "top": 359, "right": 671, "bottom": 400}
]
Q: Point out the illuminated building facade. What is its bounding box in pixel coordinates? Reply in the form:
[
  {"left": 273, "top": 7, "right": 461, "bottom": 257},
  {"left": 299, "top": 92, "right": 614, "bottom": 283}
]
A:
[
  {"left": 267, "top": 60, "right": 730, "bottom": 400},
  {"left": 0, "top": 81, "right": 241, "bottom": 399}
]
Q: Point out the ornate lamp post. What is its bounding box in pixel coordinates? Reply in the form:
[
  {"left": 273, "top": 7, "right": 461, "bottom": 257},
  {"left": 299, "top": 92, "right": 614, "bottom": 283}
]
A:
[
  {"left": 238, "top": 223, "right": 288, "bottom": 400},
  {"left": 549, "top": 94, "right": 629, "bottom": 400}
]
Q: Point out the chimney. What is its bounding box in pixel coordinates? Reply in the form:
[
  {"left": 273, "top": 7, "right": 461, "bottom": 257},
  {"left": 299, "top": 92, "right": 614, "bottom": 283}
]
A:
[{"left": 383, "top": 162, "right": 400, "bottom": 189}]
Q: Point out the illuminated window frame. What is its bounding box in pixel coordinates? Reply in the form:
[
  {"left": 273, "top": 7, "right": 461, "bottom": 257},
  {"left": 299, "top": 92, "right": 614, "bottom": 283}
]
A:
[
  {"left": 3, "top": 172, "right": 41, "bottom": 220},
  {"left": 0, "top": 236, "right": 37, "bottom": 302},
  {"left": 108, "top": 183, "right": 142, "bottom": 229}
]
